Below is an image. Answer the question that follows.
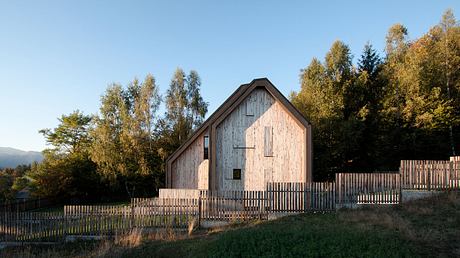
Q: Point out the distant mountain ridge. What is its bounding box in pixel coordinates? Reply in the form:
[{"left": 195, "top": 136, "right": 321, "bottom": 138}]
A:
[{"left": 0, "top": 147, "right": 43, "bottom": 169}]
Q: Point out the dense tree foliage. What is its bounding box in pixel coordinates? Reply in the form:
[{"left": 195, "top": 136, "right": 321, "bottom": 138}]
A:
[
  {"left": 28, "top": 111, "right": 100, "bottom": 201},
  {"left": 89, "top": 74, "right": 162, "bottom": 197},
  {"left": 292, "top": 9, "right": 460, "bottom": 180},
  {"left": 0, "top": 165, "right": 31, "bottom": 202}
]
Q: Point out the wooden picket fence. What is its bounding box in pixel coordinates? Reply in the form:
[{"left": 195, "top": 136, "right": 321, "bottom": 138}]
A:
[
  {"left": 400, "top": 158, "right": 460, "bottom": 190},
  {"left": 130, "top": 198, "right": 199, "bottom": 227},
  {"left": 199, "top": 190, "right": 268, "bottom": 220},
  {"left": 0, "top": 179, "right": 405, "bottom": 242},
  {"left": 335, "top": 173, "right": 401, "bottom": 207},
  {"left": 266, "top": 182, "right": 336, "bottom": 212},
  {"left": 63, "top": 205, "right": 132, "bottom": 237},
  {"left": 0, "top": 211, "right": 65, "bottom": 242},
  {"left": 8, "top": 157, "right": 460, "bottom": 243},
  {"left": 0, "top": 198, "right": 199, "bottom": 242}
]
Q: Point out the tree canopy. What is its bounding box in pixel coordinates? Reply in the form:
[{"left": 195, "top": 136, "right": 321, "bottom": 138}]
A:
[{"left": 291, "top": 9, "right": 460, "bottom": 180}]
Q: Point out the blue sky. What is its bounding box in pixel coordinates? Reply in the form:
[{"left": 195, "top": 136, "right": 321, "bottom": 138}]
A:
[{"left": 0, "top": 1, "right": 458, "bottom": 152}]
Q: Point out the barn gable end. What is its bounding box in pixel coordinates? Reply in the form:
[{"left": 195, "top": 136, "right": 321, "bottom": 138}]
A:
[
  {"left": 166, "top": 78, "right": 312, "bottom": 191},
  {"left": 215, "top": 88, "right": 307, "bottom": 191}
]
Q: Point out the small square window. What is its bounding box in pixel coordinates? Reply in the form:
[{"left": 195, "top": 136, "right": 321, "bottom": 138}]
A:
[{"left": 233, "top": 169, "right": 241, "bottom": 180}]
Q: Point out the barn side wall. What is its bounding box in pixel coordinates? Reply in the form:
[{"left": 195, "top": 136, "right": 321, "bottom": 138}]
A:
[{"left": 171, "top": 131, "right": 209, "bottom": 189}]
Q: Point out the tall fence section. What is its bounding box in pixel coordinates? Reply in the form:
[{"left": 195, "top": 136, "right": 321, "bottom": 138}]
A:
[
  {"left": 1, "top": 156, "right": 458, "bottom": 242},
  {"left": 400, "top": 158, "right": 460, "bottom": 190},
  {"left": 267, "top": 182, "right": 336, "bottom": 212},
  {"left": 336, "top": 173, "right": 401, "bottom": 207}
]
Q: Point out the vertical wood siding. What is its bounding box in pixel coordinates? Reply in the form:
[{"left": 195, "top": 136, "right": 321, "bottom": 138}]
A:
[
  {"left": 215, "top": 88, "right": 306, "bottom": 191},
  {"left": 171, "top": 131, "right": 209, "bottom": 189},
  {"left": 264, "top": 126, "right": 273, "bottom": 157}
]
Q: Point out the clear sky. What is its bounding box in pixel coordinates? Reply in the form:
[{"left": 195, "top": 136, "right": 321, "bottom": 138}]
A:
[{"left": 0, "top": 0, "right": 458, "bottom": 152}]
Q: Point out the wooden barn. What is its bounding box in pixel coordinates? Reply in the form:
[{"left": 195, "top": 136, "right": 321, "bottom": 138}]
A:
[{"left": 165, "top": 78, "right": 312, "bottom": 192}]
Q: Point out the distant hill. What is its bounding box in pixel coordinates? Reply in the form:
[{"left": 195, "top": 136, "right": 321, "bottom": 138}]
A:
[{"left": 0, "top": 147, "right": 43, "bottom": 169}]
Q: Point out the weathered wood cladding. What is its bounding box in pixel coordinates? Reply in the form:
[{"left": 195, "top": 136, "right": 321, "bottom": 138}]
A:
[
  {"left": 166, "top": 83, "right": 250, "bottom": 188},
  {"left": 171, "top": 131, "right": 209, "bottom": 189},
  {"left": 215, "top": 88, "right": 307, "bottom": 191},
  {"left": 167, "top": 78, "right": 313, "bottom": 191},
  {"left": 159, "top": 188, "right": 200, "bottom": 199}
]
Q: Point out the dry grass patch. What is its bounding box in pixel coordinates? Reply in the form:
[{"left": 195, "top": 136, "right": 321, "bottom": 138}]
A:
[
  {"left": 339, "top": 207, "right": 416, "bottom": 240},
  {"left": 340, "top": 191, "right": 460, "bottom": 257},
  {"left": 114, "top": 228, "right": 143, "bottom": 247}
]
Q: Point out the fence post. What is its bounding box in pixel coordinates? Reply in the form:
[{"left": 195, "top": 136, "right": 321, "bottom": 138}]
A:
[
  {"left": 258, "top": 191, "right": 262, "bottom": 220},
  {"left": 428, "top": 164, "right": 431, "bottom": 191},
  {"left": 303, "top": 183, "right": 307, "bottom": 212},
  {"left": 198, "top": 194, "right": 202, "bottom": 228},
  {"left": 399, "top": 173, "right": 402, "bottom": 205},
  {"left": 63, "top": 206, "right": 67, "bottom": 242},
  {"left": 130, "top": 199, "right": 134, "bottom": 230}
]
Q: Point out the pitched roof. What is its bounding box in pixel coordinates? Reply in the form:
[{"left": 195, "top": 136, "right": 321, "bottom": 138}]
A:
[{"left": 166, "top": 78, "right": 310, "bottom": 166}]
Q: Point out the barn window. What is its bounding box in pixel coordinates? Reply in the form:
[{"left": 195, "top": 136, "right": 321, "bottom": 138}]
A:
[
  {"left": 233, "top": 169, "right": 241, "bottom": 180},
  {"left": 203, "top": 136, "right": 209, "bottom": 159},
  {"left": 245, "top": 96, "right": 254, "bottom": 116},
  {"left": 264, "top": 126, "right": 273, "bottom": 157}
]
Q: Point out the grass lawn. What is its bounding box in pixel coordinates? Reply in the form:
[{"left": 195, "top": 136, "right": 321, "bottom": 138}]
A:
[
  {"left": 133, "top": 213, "right": 416, "bottom": 258},
  {"left": 2, "top": 191, "right": 459, "bottom": 258}
]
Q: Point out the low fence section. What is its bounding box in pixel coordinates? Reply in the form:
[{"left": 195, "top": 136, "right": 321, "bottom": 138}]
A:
[
  {"left": 0, "top": 199, "right": 199, "bottom": 242},
  {"left": 0, "top": 211, "right": 64, "bottom": 242},
  {"left": 336, "top": 173, "right": 401, "bottom": 206}
]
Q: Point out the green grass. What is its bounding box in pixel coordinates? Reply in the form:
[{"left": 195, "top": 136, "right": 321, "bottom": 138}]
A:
[
  {"left": 123, "top": 191, "right": 460, "bottom": 257},
  {"left": 126, "top": 214, "right": 417, "bottom": 258},
  {"left": 2, "top": 191, "right": 459, "bottom": 258}
]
